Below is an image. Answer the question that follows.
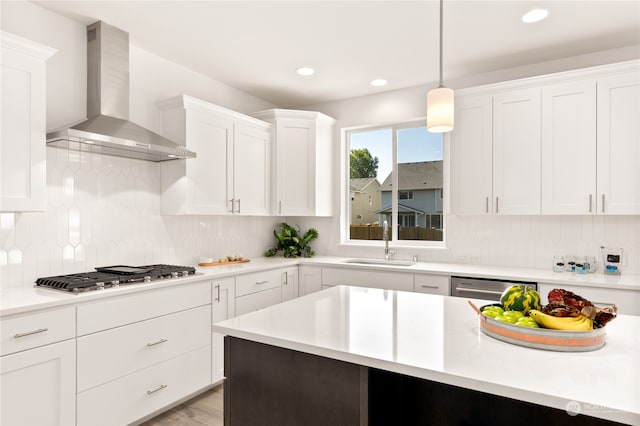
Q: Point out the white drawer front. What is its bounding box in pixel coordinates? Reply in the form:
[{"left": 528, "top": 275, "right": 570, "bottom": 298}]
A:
[
  {"left": 77, "top": 305, "right": 211, "bottom": 392},
  {"left": 1, "top": 307, "right": 75, "bottom": 356},
  {"left": 414, "top": 274, "right": 450, "bottom": 296},
  {"left": 77, "top": 345, "right": 211, "bottom": 426},
  {"left": 235, "top": 269, "right": 282, "bottom": 297},
  {"left": 236, "top": 286, "right": 282, "bottom": 316},
  {"left": 321, "top": 267, "right": 414, "bottom": 292},
  {"left": 77, "top": 280, "right": 211, "bottom": 335}
]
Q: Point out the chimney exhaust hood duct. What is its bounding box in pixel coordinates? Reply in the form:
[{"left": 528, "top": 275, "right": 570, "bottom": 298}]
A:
[{"left": 46, "top": 21, "right": 196, "bottom": 162}]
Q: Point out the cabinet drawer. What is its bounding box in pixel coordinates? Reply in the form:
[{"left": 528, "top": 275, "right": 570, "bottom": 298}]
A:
[
  {"left": 236, "top": 286, "right": 282, "bottom": 316},
  {"left": 1, "top": 307, "right": 75, "bottom": 356},
  {"left": 235, "top": 269, "right": 282, "bottom": 297},
  {"left": 414, "top": 275, "right": 450, "bottom": 296},
  {"left": 77, "top": 305, "right": 210, "bottom": 392},
  {"left": 321, "top": 267, "right": 414, "bottom": 292},
  {"left": 77, "top": 345, "right": 211, "bottom": 426},
  {"left": 77, "top": 280, "right": 211, "bottom": 335}
]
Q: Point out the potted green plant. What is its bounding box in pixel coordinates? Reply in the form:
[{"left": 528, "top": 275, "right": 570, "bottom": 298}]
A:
[{"left": 264, "top": 223, "right": 319, "bottom": 258}]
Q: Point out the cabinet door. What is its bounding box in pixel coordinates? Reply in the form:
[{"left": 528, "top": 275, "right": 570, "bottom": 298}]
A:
[
  {"left": 450, "top": 95, "right": 493, "bottom": 214},
  {"left": 235, "top": 286, "right": 283, "bottom": 316},
  {"left": 299, "top": 266, "right": 322, "bottom": 296},
  {"left": 1, "top": 339, "right": 75, "bottom": 426},
  {"left": 212, "top": 277, "right": 235, "bottom": 384},
  {"left": 597, "top": 72, "right": 640, "bottom": 214},
  {"left": 185, "top": 108, "right": 235, "bottom": 214},
  {"left": 275, "top": 118, "right": 316, "bottom": 216},
  {"left": 0, "top": 36, "right": 54, "bottom": 212},
  {"left": 233, "top": 122, "right": 270, "bottom": 215},
  {"left": 541, "top": 80, "right": 597, "bottom": 214},
  {"left": 493, "top": 88, "right": 541, "bottom": 214},
  {"left": 281, "top": 266, "right": 299, "bottom": 301}
]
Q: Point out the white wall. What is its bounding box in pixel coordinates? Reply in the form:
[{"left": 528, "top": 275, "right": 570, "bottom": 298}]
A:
[
  {"left": 293, "top": 50, "right": 640, "bottom": 274},
  {"left": 0, "top": 1, "right": 280, "bottom": 289}
]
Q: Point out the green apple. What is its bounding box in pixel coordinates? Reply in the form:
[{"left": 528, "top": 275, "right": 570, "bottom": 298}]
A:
[
  {"left": 502, "top": 310, "right": 525, "bottom": 319},
  {"left": 494, "top": 315, "right": 517, "bottom": 324}
]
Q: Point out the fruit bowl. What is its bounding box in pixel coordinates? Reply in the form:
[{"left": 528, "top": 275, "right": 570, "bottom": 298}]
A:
[{"left": 469, "top": 302, "right": 606, "bottom": 352}]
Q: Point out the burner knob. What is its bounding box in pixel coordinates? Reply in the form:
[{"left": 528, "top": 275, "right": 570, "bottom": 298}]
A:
[
  {"left": 171, "top": 272, "right": 179, "bottom": 279},
  {"left": 144, "top": 276, "right": 151, "bottom": 283},
  {"left": 181, "top": 271, "right": 189, "bottom": 277}
]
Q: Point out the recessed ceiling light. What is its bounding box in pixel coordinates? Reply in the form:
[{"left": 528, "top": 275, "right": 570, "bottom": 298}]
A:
[
  {"left": 370, "top": 79, "right": 388, "bottom": 87},
  {"left": 296, "top": 67, "right": 315, "bottom": 76},
  {"left": 522, "top": 8, "right": 548, "bottom": 23}
]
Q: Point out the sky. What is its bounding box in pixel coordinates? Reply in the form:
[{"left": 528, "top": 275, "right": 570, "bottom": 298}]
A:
[{"left": 350, "top": 126, "right": 443, "bottom": 183}]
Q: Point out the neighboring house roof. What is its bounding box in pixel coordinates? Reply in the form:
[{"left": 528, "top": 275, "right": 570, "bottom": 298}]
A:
[
  {"left": 373, "top": 203, "right": 425, "bottom": 215},
  {"left": 380, "top": 161, "right": 443, "bottom": 191},
  {"left": 350, "top": 177, "right": 380, "bottom": 193}
]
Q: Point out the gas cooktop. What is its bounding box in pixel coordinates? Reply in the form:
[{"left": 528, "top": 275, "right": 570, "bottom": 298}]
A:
[{"left": 35, "top": 264, "right": 197, "bottom": 293}]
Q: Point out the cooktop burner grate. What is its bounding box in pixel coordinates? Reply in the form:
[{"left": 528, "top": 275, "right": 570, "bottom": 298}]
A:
[{"left": 35, "top": 264, "right": 197, "bottom": 293}]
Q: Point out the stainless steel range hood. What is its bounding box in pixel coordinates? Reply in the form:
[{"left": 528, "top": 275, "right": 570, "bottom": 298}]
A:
[{"left": 46, "top": 21, "right": 196, "bottom": 162}]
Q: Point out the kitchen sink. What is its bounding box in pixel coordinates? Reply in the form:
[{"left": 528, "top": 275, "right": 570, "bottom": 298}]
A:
[{"left": 343, "top": 258, "right": 416, "bottom": 267}]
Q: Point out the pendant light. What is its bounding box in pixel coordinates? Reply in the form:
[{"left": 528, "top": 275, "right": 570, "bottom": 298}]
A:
[{"left": 427, "top": 0, "right": 454, "bottom": 133}]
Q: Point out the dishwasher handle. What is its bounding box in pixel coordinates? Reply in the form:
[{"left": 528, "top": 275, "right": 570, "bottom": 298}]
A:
[{"left": 454, "top": 287, "right": 504, "bottom": 296}]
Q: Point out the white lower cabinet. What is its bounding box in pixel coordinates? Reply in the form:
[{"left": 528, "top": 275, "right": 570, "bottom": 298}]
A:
[
  {"left": 281, "top": 266, "right": 299, "bottom": 301},
  {"left": 236, "top": 286, "right": 283, "bottom": 316},
  {"left": 77, "top": 305, "right": 211, "bottom": 393},
  {"left": 77, "top": 346, "right": 211, "bottom": 426},
  {"left": 414, "top": 274, "right": 450, "bottom": 296},
  {"left": 212, "top": 277, "right": 235, "bottom": 385},
  {"left": 1, "top": 339, "right": 76, "bottom": 426},
  {"left": 321, "top": 267, "right": 414, "bottom": 292},
  {"left": 235, "top": 268, "right": 284, "bottom": 316},
  {"left": 75, "top": 281, "right": 212, "bottom": 425},
  {"left": 299, "top": 266, "right": 322, "bottom": 296}
]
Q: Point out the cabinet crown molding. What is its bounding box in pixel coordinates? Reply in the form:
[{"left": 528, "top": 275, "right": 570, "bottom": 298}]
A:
[
  {"left": 0, "top": 31, "right": 57, "bottom": 61},
  {"left": 455, "top": 60, "right": 640, "bottom": 98},
  {"left": 252, "top": 108, "right": 336, "bottom": 123},
  {"left": 157, "top": 94, "right": 272, "bottom": 129}
]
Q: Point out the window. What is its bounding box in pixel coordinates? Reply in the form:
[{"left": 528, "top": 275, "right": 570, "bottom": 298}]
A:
[{"left": 346, "top": 121, "right": 444, "bottom": 244}]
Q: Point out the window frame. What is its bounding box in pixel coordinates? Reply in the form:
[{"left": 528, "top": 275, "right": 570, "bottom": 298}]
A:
[{"left": 341, "top": 119, "right": 448, "bottom": 248}]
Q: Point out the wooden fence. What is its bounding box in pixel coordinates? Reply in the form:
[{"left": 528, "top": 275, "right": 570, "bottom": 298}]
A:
[{"left": 350, "top": 225, "right": 442, "bottom": 241}]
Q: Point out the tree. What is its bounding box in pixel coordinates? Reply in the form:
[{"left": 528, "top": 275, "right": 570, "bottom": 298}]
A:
[{"left": 350, "top": 148, "right": 379, "bottom": 178}]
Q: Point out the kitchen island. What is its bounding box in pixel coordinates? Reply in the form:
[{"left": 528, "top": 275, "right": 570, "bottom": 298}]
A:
[{"left": 213, "top": 285, "right": 639, "bottom": 425}]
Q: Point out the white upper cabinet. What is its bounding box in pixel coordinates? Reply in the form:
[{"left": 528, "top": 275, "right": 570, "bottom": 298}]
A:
[
  {"left": 541, "top": 80, "right": 597, "bottom": 214},
  {"left": 493, "top": 88, "right": 541, "bottom": 214},
  {"left": 597, "top": 72, "right": 640, "bottom": 214},
  {"left": 159, "top": 95, "right": 271, "bottom": 215},
  {"left": 450, "top": 95, "right": 493, "bottom": 215},
  {"left": 452, "top": 60, "right": 639, "bottom": 216},
  {"left": 252, "top": 109, "right": 335, "bottom": 216},
  {"left": 0, "top": 32, "right": 56, "bottom": 212}
]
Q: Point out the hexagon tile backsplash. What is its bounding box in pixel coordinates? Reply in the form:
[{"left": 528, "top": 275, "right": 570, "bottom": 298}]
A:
[
  {"left": 1, "top": 147, "right": 639, "bottom": 290},
  {"left": 0, "top": 148, "right": 279, "bottom": 289}
]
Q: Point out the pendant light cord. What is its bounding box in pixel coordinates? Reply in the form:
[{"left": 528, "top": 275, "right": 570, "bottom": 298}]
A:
[{"left": 438, "top": 0, "right": 444, "bottom": 88}]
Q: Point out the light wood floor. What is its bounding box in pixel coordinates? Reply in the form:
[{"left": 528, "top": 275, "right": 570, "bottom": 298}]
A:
[{"left": 141, "top": 385, "right": 223, "bottom": 426}]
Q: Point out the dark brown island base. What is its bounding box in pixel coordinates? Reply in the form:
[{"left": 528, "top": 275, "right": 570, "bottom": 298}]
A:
[{"left": 223, "top": 337, "right": 625, "bottom": 426}]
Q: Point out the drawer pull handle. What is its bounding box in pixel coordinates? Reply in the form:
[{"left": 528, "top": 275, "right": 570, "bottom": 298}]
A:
[
  {"left": 420, "top": 285, "right": 439, "bottom": 289},
  {"left": 146, "top": 384, "right": 168, "bottom": 395},
  {"left": 455, "top": 287, "right": 503, "bottom": 296},
  {"left": 146, "top": 338, "right": 168, "bottom": 347},
  {"left": 256, "top": 280, "right": 269, "bottom": 285},
  {"left": 14, "top": 328, "right": 48, "bottom": 338}
]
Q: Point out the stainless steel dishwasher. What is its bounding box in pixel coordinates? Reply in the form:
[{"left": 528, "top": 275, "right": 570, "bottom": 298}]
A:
[{"left": 450, "top": 276, "right": 537, "bottom": 301}]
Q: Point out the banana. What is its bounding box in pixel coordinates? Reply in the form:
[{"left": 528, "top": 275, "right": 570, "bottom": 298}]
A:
[{"left": 528, "top": 310, "right": 593, "bottom": 331}]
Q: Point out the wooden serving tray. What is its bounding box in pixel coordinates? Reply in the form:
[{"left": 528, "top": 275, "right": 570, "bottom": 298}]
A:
[
  {"left": 468, "top": 301, "right": 606, "bottom": 352},
  {"left": 198, "top": 259, "right": 250, "bottom": 267}
]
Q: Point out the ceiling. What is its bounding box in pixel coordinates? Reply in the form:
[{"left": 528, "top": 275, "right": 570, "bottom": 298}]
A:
[{"left": 32, "top": 1, "right": 640, "bottom": 108}]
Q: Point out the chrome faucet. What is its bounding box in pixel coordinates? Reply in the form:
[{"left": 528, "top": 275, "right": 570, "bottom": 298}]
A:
[{"left": 383, "top": 220, "right": 394, "bottom": 260}]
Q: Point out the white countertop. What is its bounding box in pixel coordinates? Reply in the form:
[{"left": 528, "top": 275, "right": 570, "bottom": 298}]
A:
[
  {"left": 2, "top": 255, "right": 639, "bottom": 317},
  {"left": 213, "top": 285, "right": 640, "bottom": 424}
]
